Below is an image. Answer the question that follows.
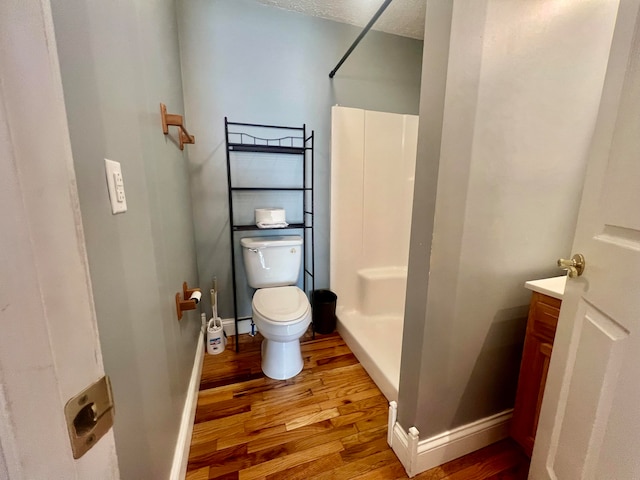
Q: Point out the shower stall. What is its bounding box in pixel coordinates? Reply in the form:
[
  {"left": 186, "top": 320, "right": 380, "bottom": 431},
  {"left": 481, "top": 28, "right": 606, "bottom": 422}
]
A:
[{"left": 330, "top": 106, "right": 418, "bottom": 401}]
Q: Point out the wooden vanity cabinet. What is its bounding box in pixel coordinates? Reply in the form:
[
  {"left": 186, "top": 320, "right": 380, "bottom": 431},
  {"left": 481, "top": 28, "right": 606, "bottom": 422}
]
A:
[{"left": 511, "top": 291, "right": 561, "bottom": 457}]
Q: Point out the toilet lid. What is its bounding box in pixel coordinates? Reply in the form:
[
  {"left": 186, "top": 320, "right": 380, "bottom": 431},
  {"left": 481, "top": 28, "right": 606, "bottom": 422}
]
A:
[{"left": 253, "top": 286, "right": 309, "bottom": 323}]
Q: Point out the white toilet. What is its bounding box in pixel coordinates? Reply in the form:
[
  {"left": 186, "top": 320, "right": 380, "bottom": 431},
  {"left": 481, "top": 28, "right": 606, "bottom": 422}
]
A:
[{"left": 240, "top": 235, "right": 311, "bottom": 380}]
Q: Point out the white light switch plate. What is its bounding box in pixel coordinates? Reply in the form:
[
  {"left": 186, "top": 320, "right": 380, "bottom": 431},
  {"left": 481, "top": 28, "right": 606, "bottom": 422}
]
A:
[{"left": 104, "top": 158, "right": 127, "bottom": 214}]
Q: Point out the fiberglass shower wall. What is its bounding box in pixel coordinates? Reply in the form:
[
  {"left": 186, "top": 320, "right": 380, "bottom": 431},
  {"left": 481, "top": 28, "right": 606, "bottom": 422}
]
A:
[{"left": 330, "top": 106, "right": 418, "bottom": 315}]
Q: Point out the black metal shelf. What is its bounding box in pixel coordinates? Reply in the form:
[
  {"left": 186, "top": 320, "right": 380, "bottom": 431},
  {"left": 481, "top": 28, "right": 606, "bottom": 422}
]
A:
[
  {"left": 231, "top": 187, "right": 310, "bottom": 192},
  {"left": 228, "top": 143, "right": 305, "bottom": 155},
  {"left": 232, "top": 223, "right": 310, "bottom": 232},
  {"left": 225, "top": 117, "right": 315, "bottom": 352}
]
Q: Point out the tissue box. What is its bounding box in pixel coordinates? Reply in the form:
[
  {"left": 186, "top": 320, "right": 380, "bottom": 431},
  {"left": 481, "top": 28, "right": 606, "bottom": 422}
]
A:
[{"left": 255, "top": 208, "right": 286, "bottom": 225}]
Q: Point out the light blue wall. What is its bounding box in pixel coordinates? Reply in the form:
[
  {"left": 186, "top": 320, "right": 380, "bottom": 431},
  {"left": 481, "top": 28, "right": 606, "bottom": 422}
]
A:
[
  {"left": 50, "top": 1, "right": 200, "bottom": 478},
  {"left": 178, "top": 0, "right": 423, "bottom": 319}
]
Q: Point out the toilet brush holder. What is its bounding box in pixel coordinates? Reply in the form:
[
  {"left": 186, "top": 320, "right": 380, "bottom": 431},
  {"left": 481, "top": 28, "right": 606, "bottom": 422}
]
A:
[{"left": 207, "top": 317, "right": 226, "bottom": 355}]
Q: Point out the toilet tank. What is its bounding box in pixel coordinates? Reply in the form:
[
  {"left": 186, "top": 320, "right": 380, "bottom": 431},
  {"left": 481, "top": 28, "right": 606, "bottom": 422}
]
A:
[{"left": 240, "top": 236, "right": 303, "bottom": 288}]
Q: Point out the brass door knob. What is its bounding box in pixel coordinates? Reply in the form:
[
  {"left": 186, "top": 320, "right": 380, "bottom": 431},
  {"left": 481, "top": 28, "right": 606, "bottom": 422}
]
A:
[{"left": 557, "top": 253, "right": 585, "bottom": 278}]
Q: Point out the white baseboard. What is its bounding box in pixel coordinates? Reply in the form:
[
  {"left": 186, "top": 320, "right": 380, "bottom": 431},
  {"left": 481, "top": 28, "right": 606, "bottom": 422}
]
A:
[
  {"left": 170, "top": 330, "right": 205, "bottom": 480},
  {"left": 222, "top": 317, "right": 257, "bottom": 337},
  {"left": 388, "top": 402, "right": 512, "bottom": 478}
]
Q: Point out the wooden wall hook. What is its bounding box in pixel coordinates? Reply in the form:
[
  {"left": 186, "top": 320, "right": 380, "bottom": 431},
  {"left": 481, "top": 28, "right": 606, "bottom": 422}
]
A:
[{"left": 161, "top": 103, "right": 195, "bottom": 150}]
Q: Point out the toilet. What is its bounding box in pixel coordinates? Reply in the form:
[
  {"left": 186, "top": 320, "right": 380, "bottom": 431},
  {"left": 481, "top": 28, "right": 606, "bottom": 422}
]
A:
[{"left": 240, "top": 235, "right": 311, "bottom": 380}]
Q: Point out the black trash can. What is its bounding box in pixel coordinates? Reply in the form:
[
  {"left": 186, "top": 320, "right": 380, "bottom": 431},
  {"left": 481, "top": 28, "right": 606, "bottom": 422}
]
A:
[{"left": 311, "top": 289, "right": 337, "bottom": 334}]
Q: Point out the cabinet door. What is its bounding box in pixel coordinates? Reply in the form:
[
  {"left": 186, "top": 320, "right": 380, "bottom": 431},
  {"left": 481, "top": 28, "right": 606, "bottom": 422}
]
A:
[{"left": 511, "top": 292, "right": 560, "bottom": 456}]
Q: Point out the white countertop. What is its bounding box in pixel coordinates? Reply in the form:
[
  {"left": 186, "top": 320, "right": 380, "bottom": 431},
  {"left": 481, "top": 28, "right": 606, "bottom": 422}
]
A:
[{"left": 524, "top": 275, "right": 567, "bottom": 300}]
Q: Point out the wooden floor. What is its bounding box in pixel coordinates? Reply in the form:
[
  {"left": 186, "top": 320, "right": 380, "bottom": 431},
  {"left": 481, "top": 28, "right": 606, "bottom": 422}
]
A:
[{"left": 187, "top": 331, "right": 529, "bottom": 480}]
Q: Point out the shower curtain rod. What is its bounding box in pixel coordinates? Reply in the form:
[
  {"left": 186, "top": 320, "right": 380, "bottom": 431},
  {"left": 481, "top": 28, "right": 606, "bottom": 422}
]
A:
[{"left": 329, "top": 0, "right": 393, "bottom": 78}]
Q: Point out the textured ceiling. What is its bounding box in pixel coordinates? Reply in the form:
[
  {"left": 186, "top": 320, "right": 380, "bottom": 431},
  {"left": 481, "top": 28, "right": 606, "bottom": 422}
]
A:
[{"left": 253, "top": 0, "right": 426, "bottom": 40}]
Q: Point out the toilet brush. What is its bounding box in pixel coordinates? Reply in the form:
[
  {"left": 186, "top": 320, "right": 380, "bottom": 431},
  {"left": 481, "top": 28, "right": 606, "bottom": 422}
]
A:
[{"left": 210, "top": 277, "right": 226, "bottom": 345}]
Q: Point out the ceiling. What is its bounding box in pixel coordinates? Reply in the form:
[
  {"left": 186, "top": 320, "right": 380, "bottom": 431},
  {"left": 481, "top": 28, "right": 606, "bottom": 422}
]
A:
[{"left": 253, "top": 0, "right": 426, "bottom": 40}]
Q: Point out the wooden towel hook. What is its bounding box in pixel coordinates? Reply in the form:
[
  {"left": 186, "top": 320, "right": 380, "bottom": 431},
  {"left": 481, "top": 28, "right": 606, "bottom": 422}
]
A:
[{"left": 160, "top": 103, "right": 195, "bottom": 150}]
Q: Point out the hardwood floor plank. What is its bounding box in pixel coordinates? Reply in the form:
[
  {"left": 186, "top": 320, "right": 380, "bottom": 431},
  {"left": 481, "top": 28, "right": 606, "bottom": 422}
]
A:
[
  {"left": 310, "top": 353, "right": 359, "bottom": 373},
  {"left": 190, "top": 422, "right": 246, "bottom": 451},
  {"left": 485, "top": 462, "right": 529, "bottom": 480},
  {"left": 355, "top": 412, "right": 388, "bottom": 432},
  {"left": 285, "top": 406, "right": 340, "bottom": 431},
  {"left": 194, "top": 401, "right": 252, "bottom": 424},
  {"left": 188, "top": 436, "right": 219, "bottom": 459},
  {"left": 312, "top": 363, "right": 370, "bottom": 385},
  {"left": 216, "top": 424, "right": 287, "bottom": 451},
  {"left": 208, "top": 473, "right": 239, "bottom": 480},
  {"left": 336, "top": 395, "right": 388, "bottom": 415},
  {"left": 264, "top": 452, "right": 345, "bottom": 480},
  {"left": 351, "top": 461, "right": 408, "bottom": 480},
  {"left": 198, "top": 390, "right": 264, "bottom": 409},
  {"left": 187, "top": 333, "right": 529, "bottom": 480},
  {"left": 313, "top": 377, "right": 381, "bottom": 400},
  {"left": 330, "top": 401, "right": 388, "bottom": 428},
  {"left": 198, "top": 377, "right": 267, "bottom": 399},
  {"left": 250, "top": 385, "right": 313, "bottom": 409},
  {"left": 280, "top": 423, "right": 359, "bottom": 453},
  {"left": 260, "top": 378, "right": 324, "bottom": 401},
  {"left": 340, "top": 422, "right": 387, "bottom": 450},
  {"left": 197, "top": 389, "right": 234, "bottom": 405},
  {"left": 200, "top": 369, "right": 263, "bottom": 391},
  {"left": 250, "top": 394, "right": 322, "bottom": 421},
  {"left": 243, "top": 402, "right": 321, "bottom": 432},
  {"left": 185, "top": 466, "right": 210, "bottom": 480},
  {"left": 303, "top": 345, "right": 354, "bottom": 367},
  {"left": 249, "top": 422, "right": 358, "bottom": 461},
  {"left": 232, "top": 380, "right": 293, "bottom": 399},
  {"left": 238, "top": 440, "right": 344, "bottom": 480},
  {"left": 245, "top": 420, "right": 337, "bottom": 453},
  {"left": 188, "top": 443, "right": 248, "bottom": 474},
  {"left": 440, "top": 449, "right": 528, "bottom": 480},
  {"left": 299, "top": 332, "right": 343, "bottom": 351},
  {"left": 318, "top": 386, "right": 382, "bottom": 410},
  {"left": 340, "top": 436, "right": 391, "bottom": 463},
  {"left": 252, "top": 386, "right": 327, "bottom": 417},
  {"left": 191, "top": 411, "right": 253, "bottom": 444},
  {"left": 308, "top": 449, "right": 399, "bottom": 480}
]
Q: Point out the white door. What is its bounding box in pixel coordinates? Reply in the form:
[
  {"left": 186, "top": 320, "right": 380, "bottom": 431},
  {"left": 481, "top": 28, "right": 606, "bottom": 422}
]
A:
[
  {"left": 0, "top": 1, "right": 119, "bottom": 478},
  {"left": 530, "top": 1, "right": 640, "bottom": 478}
]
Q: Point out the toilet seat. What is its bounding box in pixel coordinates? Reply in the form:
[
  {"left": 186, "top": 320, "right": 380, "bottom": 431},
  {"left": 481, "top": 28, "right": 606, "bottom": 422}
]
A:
[{"left": 253, "top": 286, "right": 310, "bottom": 325}]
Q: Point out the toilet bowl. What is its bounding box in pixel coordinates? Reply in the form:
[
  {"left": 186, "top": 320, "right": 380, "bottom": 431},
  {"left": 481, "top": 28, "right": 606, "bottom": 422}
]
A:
[{"left": 252, "top": 286, "right": 311, "bottom": 380}]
